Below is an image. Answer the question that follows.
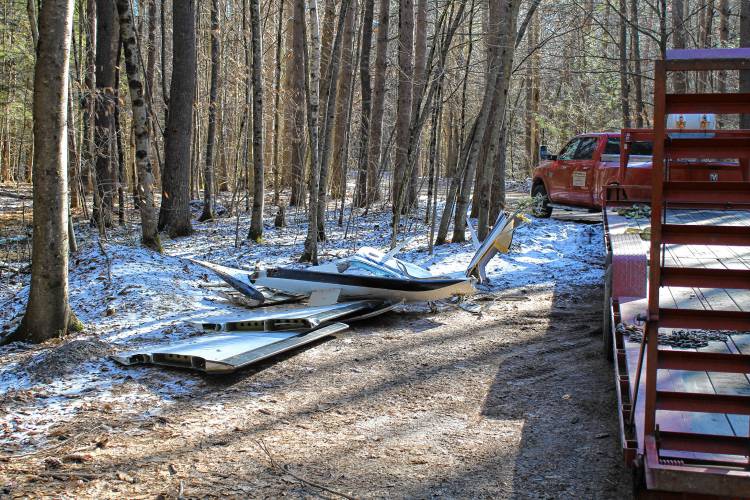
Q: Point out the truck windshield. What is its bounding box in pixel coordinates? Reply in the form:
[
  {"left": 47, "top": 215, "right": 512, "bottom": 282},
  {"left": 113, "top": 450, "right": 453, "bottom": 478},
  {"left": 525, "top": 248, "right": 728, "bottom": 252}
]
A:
[{"left": 604, "top": 137, "right": 653, "bottom": 155}]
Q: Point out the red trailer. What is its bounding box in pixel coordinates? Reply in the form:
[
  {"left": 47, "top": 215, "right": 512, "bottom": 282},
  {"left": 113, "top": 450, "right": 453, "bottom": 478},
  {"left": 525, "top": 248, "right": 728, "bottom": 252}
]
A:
[{"left": 603, "top": 49, "right": 750, "bottom": 498}]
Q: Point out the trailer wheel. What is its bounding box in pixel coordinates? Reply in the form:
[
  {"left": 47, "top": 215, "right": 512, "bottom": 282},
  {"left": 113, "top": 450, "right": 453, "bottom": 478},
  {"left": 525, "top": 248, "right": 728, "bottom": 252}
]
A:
[
  {"left": 603, "top": 263, "right": 613, "bottom": 362},
  {"left": 531, "top": 184, "right": 552, "bottom": 218}
]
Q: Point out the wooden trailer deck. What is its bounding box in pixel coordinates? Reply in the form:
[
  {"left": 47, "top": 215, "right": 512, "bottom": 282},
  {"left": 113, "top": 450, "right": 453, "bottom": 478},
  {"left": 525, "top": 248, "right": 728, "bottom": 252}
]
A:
[{"left": 605, "top": 207, "right": 750, "bottom": 469}]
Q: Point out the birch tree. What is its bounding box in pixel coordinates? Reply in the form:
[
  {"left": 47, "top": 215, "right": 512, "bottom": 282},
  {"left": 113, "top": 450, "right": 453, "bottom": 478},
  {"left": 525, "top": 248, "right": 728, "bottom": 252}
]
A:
[
  {"left": 116, "top": 0, "right": 161, "bottom": 250},
  {"left": 248, "top": 0, "right": 265, "bottom": 241},
  {"left": 301, "top": 0, "right": 322, "bottom": 263}
]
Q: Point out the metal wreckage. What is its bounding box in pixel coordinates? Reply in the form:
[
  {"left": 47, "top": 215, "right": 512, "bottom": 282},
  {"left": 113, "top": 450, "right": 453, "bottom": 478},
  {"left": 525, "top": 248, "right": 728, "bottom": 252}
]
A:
[{"left": 113, "top": 212, "right": 523, "bottom": 374}]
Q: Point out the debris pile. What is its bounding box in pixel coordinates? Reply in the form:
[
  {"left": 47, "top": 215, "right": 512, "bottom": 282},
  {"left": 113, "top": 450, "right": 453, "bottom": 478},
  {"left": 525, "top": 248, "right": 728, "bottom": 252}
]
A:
[
  {"left": 112, "top": 211, "right": 524, "bottom": 374},
  {"left": 620, "top": 323, "right": 738, "bottom": 349},
  {"left": 615, "top": 204, "right": 651, "bottom": 219}
]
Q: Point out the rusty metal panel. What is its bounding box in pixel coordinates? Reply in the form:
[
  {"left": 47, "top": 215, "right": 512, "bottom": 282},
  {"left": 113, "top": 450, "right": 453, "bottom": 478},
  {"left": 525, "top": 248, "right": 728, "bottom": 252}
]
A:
[
  {"left": 657, "top": 350, "right": 750, "bottom": 374},
  {"left": 644, "top": 436, "right": 750, "bottom": 497},
  {"left": 660, "top": 266, "right": 750, "bottom": 289},
  {"left": 665, "top": 137, "right": 750, "bottom": 159},
  {"left": 665, "top": 48, "right": 750, "bottom": 71},
  {"left": 658, "top": 431, "right": 750, "bottom": 457},
  {"left": 660, "top": 224, "right": 750, "bottom": 246},
  {"left": 658, "top": 308, "right": 750, "bottom": 331},
  {"left": 655, "top": 391, "right": 750, "bottom": 415},
  {"left": 665, "top": 92, "right": 750, "bottom": 115},
  {"left": 662, "top": 181, "right": 750, "bottom": 206}
]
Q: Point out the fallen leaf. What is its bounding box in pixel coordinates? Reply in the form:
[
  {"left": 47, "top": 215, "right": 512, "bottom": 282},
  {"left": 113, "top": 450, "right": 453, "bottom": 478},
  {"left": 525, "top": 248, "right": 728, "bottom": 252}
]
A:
[{"left": 116, "top": 471, "right": 135, "bottom": 483}]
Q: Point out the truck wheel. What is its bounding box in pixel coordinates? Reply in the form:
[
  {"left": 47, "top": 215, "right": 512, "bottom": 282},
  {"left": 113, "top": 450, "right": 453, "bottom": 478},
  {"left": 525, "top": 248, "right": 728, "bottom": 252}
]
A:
[
  {"left": 603, "top": 263, "right": 613, "bottom": 362},
  {"left": 531, "top": 184, "right": 552, "bottom": 218}
]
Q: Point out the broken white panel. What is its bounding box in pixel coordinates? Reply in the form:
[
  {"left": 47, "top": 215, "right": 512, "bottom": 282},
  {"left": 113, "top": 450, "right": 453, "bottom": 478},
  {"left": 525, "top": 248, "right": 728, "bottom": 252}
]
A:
[
  {"left": 465, "top": 211, "right": 524, "bottom": 283},
  {"left": 343, "top": 299, "right": 405, "bottom": 322},
  {"left": 112, "top": 322, "right": 349, "bottom": 374},
  {"left": 466, "top": 216, "right": 481, "bottom": 250},
  {"left": 191, "top": 259, "right": 265, "bottom": 303},
  {"left": 308, "top": 288, "right": 341, "bottom": 306},
  {"left": 252, "top": 267, "right": 475, "bottom": 302},
  {"left": 352, "top": 247, "right": 435, "bottom": 279},
  {"left": 191, "top": 300, "right": 383, "bottom": 332}
]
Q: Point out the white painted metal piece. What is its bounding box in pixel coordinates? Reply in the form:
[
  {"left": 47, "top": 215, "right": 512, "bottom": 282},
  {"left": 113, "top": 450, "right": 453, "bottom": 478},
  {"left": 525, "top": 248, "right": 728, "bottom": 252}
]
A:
[
  {"left": 112, "top": 322, "right": 349, "bottom": 373},
  {"left": 191, "top": 300, "right": 383, "bottom": 332},
  {"left": 251, "top": 270, "right": 475, "bottom": 302}
]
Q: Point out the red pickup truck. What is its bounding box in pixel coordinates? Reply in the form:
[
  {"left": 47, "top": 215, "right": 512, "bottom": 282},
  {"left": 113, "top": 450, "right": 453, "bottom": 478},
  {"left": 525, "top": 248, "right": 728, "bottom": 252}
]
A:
[{"left": 530, "top": 130, "right": 748, "bottom": 217}]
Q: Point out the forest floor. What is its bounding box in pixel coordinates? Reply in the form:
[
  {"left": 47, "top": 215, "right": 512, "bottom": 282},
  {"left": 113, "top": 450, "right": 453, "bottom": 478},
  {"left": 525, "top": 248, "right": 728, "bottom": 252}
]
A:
[{"left": 0, "top": 186, "right": 631, "bottom": 498}]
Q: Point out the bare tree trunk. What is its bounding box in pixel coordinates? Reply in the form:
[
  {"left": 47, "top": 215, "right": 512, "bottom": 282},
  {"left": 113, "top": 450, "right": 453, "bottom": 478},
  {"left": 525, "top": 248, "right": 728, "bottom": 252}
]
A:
[
  {"left": 392, "top": 1, "right": 464, "bottom": 244},
  {"left": 700, "top": 0, "right": 715, "bottom": 48},
  {"left": 697, "top": 0, "right": 715, "bottom": 92},
  {"left": 672, "top": 0, "right": 687, "bottom": 93},
  {"left": 451, "top": 20, "right": 505, "bottom": 241},
  {"left": 354, "top": 0, "right": 374, "bottom": 207},
  {"left": 287, "top": 0, "right": 306, "bottom": 206},
  {"left": 319, "top": 0, "right": 337, "bottom": 121},
  {"left": 741, "top": 1, "right": 750, "bottom": 129},
  {"left": 630, "top": 0, "right": 644, "bottom": 127},
  {"left": 524, "top": 9, "right": 539, "bottom": 175},
  {"left": 330, "top": 0, "right": 356, "bottom": 198},
  {"left": 478, "top": 0, "right": 520, "bottom": 239},
  {"left": 425, "top": 80, "right": 442, "bottom": 224},
  {"left": 114, "top": 69, "right": 126, "bottom": 225},
  {"left": 92, "top": 0, "right": 119, "bottom": 230},
  {"left": 717, "top": 0, "right": 729, "bottom": 98},
  {"left": 159, "top": 0, "right": 195, "bottom": 236},
  {"left": 618, "top": 0, "right": 631, "bottom": 127},
  {"left": 116, "top": 0, "right": 160, "bottom": 250},
  {"left": 67, "top": 85, "right": 80, "bottom": 209},
  {"left": 160, "top": 0, "right": 168, "bottom": 103},
  {"left": 301, "top": 0, "right": 322, "bottom": 263},
  {"left": 199, "top": 0, "right": 220, "bottom": 222},
  {"left": 26, "top": 0, "right": 39, "bottom": 48},
  {"left": 407, "top": 0, "right": 427, "bottom": 207},
  {"left": 436, "top": 0, "right": 474, "bottom": 245},
  {"left": 145, "top": 0, "right": 161, "bottom": 187},
  {"left": 10, "top": 0, "right": 79, "bottom": 345},
  {"left": 473, "top": 0, "right": 502, "bottom": 222},
  {"left": 82, "top": 0, "right": 96, "bottom": 198},
  {"left": 392, "top": 0, "right": 414, "bottom": 214},
  {"left": 248, "top": 0, "right": 265, "bottom": 241},
  {"left": 272, "top": 0, "right": 285, "bottom": 205},
  {"left": 367, "top": 0, "right": 389, "bottom": 205},
  {"left": 315, "top": 0, "right": 353, "bottom": 242}
]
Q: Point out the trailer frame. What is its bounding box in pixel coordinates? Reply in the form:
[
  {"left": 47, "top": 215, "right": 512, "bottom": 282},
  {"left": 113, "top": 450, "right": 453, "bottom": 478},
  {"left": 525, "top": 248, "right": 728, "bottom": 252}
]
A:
[{"left": 604, "top": 48, "right": 750, "bottom": 499}]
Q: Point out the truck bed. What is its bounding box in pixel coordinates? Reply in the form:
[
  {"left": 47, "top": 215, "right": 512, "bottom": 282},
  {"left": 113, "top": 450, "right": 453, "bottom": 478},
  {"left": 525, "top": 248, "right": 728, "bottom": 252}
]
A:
[{"left": 605, "top": 208, "right": 750, "bottom": 468}]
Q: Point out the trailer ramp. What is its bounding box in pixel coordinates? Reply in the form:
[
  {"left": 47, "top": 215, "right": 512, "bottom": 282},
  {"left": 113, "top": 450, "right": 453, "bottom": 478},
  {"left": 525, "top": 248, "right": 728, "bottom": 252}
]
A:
[{"left": 607, "top": 48, "right": 750, "bottom": 499}]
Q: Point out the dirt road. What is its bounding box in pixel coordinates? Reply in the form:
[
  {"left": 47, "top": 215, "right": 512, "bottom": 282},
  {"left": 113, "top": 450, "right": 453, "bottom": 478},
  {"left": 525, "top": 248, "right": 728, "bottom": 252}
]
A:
[{"left": 1, "top": 284, "right": 631, "bottom": 498}]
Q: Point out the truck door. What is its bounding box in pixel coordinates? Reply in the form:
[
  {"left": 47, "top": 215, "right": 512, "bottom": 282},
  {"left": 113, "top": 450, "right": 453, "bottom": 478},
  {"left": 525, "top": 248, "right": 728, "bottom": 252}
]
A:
[
  {"left": 546, "top": 138, "right": 580, "bottom": 202},
  {"left": 567, "top": 136, "right": 599, "bottom": 206}
]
